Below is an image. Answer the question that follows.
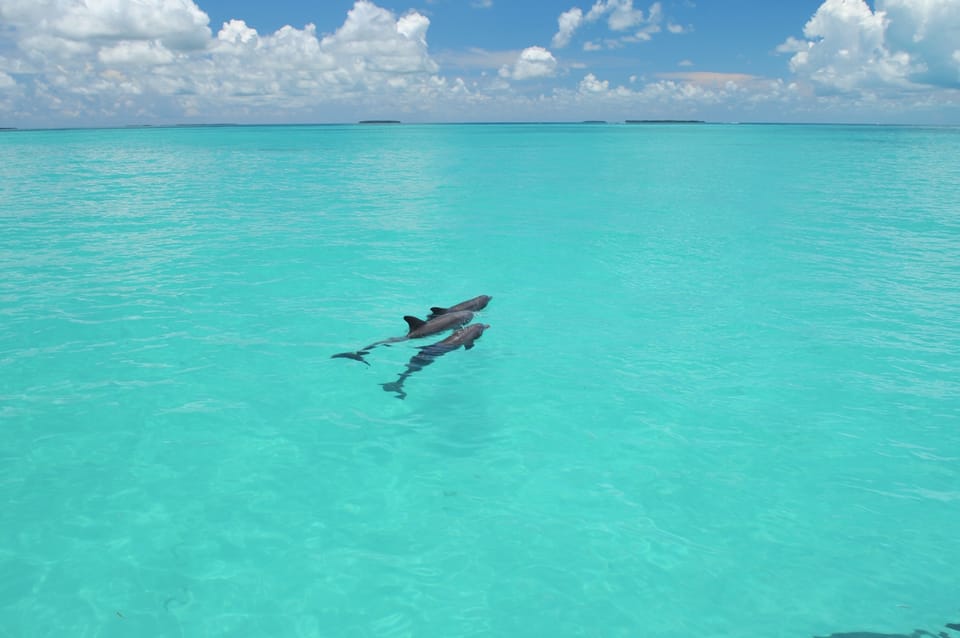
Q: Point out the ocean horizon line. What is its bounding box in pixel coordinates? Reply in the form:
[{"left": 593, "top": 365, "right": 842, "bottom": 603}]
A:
[{"left": 2, "top": 120, "right": 958, "bottom": 133}]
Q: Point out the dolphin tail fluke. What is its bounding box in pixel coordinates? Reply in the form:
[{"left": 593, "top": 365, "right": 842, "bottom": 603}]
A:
[
  {"left": 380, "top": 382, "right": 407, "bottom": 400},
  {"left": 331, "top": 351, "right": 371, "bottom": 365}
]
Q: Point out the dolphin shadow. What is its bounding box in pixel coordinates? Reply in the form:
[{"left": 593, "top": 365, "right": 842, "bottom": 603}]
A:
[
  {"left": 816, "top": 621, "right": 960, "bottom": 638},
  {"left": 381, "top": 323, "right": 490, "bottom": 400}
]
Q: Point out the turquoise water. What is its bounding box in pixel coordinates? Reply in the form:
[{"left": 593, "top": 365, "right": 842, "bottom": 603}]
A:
[{"left": 1, "top": 123, "right": 959, "bottom": 637}]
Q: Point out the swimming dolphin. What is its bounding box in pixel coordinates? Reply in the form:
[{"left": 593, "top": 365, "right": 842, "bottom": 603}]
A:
[
  {"left": 332, "top": 310, "right": 474, "bottom": 365},
  {"left": 426, "top": 295, "right": 492, "bottom": 320},
  {"left": 816, "top": 631, "right": 947, "bottom": 638},
  {"left": 381, "top": 323, "right": 490, "bottom": 399},
  {"left": 815, "top": 619, "right": 960, "bottom": 638}
]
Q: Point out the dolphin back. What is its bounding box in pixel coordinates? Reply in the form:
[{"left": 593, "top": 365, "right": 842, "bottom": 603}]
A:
[
  {"left": 427, "top": 295, "right": 492, "bottom": 319},
  {"left": 406, "top": 310, "right": 473, "bottom": 338}
]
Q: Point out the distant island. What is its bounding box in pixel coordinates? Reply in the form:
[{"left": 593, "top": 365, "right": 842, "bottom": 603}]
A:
[
  {"left": 359, "top": 120, "right": 401, "bottom": 124},
  {"left": 626, "top": 119, "right": 706, "bottom": 124},
  {"left": 581, "top": 120, "right": 607, "bottom": 124},
  {"left": 174, "top": 123, "right": 237, "bottom": 128}
]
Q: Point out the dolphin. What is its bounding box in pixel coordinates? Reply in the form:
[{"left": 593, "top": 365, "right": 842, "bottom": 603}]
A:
[
  {"left": 381, "top": 323, "right": 490, "bottom": 399},
  {"left": 815, "top": 631, "right": 945, "bottom": 638},
  {"left": 331, "top": 310, "right": 474, "bottom": 365},
  {"left": 426, "top": 295, "right": 492, "bottom": 320}
]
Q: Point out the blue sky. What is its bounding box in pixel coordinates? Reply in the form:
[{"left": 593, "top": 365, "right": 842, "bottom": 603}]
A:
[{"left": 1, "top": 0, "right": 959, "bottom": 127}]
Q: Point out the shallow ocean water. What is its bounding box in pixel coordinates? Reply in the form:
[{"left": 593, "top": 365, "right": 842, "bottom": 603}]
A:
[{"left": 1, "top": 123, "right": 959, "bottom": 637}]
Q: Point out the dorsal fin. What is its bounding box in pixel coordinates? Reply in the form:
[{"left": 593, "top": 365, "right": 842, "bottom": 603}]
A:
[
  {"left": 403, "top": 315, "right": 426, "bottom": 332},
  {"left": 429, "top": 307, "right": 447, "bottom": 315}
]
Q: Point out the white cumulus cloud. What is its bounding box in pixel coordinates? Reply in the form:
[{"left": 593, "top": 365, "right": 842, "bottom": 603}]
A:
[
  {"left": 499, "top": 46, "right": 557, "bottom": 80},
  {"left": 0, "top": 0, "right": 447, "bottom": 124},
  {"left": 217, "top": 19, "right": 258, "bottom": 46},
  {"left": 882, "top": 0, "right": 960, "bottom": 87},
  {"left": 551, "top": 0, "right": 670, "bottom": 50},
  {"left": 0, "top": 0, "right": 957, "bottom": 126},
  {"left": 321, "top": 1, "right": 438, "bottom": 75},
  {"left": 780, "top": 0, "right": 960, "bottom": 93},
  {"left": 98, "top": 40, "right": 176, "bottom": 66},
  {"left": 606, "top": 0, "right": 653, "bottom": 32},
  {"left": 552, "top": 8, "right": 584, "bottom": 49},
  {"left": 0, "top": 0, "right": 213, "bottom": 51},
  {"left": 579, "top": 72, "right": 609, "bottom": 93}
]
